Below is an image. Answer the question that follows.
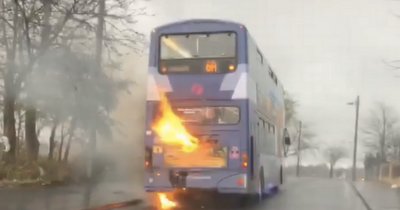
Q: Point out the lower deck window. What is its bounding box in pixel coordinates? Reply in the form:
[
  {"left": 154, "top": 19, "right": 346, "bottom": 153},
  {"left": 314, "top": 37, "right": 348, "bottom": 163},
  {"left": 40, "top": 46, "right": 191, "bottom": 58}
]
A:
[
  {"left": 174, "top": 106, "right": 239, "bottom": 124},
  {"left": 155, "top": 106, "right": 240, "bottom": 125}
]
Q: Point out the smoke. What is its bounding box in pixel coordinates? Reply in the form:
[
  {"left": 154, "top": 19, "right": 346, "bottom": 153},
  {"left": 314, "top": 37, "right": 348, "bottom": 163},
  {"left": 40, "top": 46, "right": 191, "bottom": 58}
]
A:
[
  {"left": 97, "top": 52, "right": 148, "bottom": 183},
  {"left": 24, "top": 47, "right": 150, "bottom": 205}
]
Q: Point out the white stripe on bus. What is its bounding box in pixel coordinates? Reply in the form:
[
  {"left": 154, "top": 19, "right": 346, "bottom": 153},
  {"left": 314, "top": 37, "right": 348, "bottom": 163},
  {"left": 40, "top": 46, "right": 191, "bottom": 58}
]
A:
[
  {"left": 146, "top": 67, "right": 256, "bottom": 102},
  {"left": 231, "top": 72, "right": 247, "bottom": 100},
  {"left": 147, "top": 75, "right": 160, "bottom": 101}
]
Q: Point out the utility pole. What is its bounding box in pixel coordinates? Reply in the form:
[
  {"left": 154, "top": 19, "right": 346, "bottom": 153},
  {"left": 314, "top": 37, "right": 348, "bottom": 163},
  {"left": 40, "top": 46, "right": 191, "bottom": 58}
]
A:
[
  {"left": 87, "top": 0, "right": 105, "bottom": 179},
  {"left": 296, "top": 121, "right": 302, "bottom": 177},
  {"left": 352, "top": 96, "right": 360, "bottom": 181},
  {"left": 83, "top": 0, "right": 105, "bottom": 208}
]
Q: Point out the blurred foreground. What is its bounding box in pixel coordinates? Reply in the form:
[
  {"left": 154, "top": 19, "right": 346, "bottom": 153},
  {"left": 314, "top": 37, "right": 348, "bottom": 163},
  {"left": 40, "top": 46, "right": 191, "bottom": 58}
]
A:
[{"left": 0, "top": 174, "right": 399, "bottom": 210}]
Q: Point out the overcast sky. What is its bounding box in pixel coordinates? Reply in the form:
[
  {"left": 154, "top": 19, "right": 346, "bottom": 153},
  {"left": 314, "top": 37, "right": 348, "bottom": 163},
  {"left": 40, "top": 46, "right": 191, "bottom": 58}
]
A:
[{"left": 129, "top": 0, "right": 400, "bottom": 167}]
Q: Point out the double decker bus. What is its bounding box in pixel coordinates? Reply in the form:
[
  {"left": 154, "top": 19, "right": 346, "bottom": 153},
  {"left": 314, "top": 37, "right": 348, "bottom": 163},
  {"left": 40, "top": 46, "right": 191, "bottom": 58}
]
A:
[{"left": 144, "top": 19, "right": 291, "bottom": 207}]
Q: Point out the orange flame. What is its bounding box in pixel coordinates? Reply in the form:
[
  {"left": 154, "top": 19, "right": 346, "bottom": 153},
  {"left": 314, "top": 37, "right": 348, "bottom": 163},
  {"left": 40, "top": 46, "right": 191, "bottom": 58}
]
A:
[
  {"left": 157, "top": 193, "right": 177, "bottom": 209},
  {"left": 152, "top": 91, "right": 198, "bottom": 152}
]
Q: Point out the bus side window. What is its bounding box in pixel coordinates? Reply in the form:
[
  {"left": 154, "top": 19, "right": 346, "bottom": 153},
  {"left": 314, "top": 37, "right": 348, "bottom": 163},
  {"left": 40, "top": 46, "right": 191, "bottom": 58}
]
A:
[
  {"left": 257, "top": 49, "right": 263, "bottom": 65},
  {"left": 272, "top": 126, "right": 275, "bottom": 134},
  {"left": 262, "top": 121, "right": 267, "bottom": 152},
  {"left": 265, "top": 122, "right": 270, "bottom": 154},
  {"left": 257, "top": 119, "right": 263, "bottom": 153},
  {"left": 271, "top": 125, "right": 279, "bottom": 155},
  {"left": 268, "top": 67, "right": 273, "bottom": 78},
  {"left": 266, "top": 123, "right": 272, "bottom": 155},
  {"left": 268, "top": 66, "right": 278, "bottom": 85}
]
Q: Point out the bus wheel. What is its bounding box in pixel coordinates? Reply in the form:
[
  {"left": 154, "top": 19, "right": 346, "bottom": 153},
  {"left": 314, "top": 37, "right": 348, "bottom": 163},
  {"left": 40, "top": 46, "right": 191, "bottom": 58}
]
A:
[
  {"left": 259, "top": 168, "right": 265, "bottom": 201},
  {"left": 280, "top": 166, "right": 283, "bottom": 184}
]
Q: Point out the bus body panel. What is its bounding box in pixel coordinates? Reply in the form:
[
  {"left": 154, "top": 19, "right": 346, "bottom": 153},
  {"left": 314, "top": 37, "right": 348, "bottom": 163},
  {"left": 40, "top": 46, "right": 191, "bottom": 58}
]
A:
[
  {"left": 144, "top": 19, "right": 286, "bottom": 197},
  {"left": 147, "top": 65, "right": 247, "bottom": 101},
  {"left": 146, "top": 19, "right": 251, "bottom": 195},
  {"left": 247, "top": 32, "right": 285, "bottom": 190}
]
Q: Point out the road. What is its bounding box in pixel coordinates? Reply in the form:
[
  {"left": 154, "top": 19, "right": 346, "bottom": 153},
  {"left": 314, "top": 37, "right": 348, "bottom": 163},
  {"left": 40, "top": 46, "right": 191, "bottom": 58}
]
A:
[
  {"left": 0, "top": 181, "right": 145, "bottom": 210},
  {"left": 259, "top": 178, "right": 366, "bottom": 210},
  {"left": 0, "top": 178, "right": 398, "bottom": 210},
  {"left": 353, "top": 181, "right": 400, "bottom": 210},
  {"left": 139, "top": 178, "right": 370, "bottom": 210}
]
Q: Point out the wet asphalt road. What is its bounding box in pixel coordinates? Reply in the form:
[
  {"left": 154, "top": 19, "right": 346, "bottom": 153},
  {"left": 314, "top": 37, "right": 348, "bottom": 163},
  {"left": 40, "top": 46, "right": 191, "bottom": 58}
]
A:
[
  {"left": 127, "top": 178, "right": 387, "bottom": 210},
  {"left": 0, "top": 177, "right": 397, "bottom": 210},
  {"left": 0, "top": 181, "right": 143, "bottom": 210},
  {"left": 353, "top": 181, "right": 400, "bottom": 210},
  {"left": 257, "top": 178, "right": 367, "bottom": 210},
  {"left": 122, "top": 178, "right": 393, "bottom": 210}
]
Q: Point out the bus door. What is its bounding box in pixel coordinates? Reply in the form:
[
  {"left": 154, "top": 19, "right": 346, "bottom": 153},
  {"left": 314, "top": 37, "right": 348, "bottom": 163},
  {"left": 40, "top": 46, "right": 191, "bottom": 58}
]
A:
[
  {"left": 249, "top": 135, "right": 255, "bottom": 179},
  {"left": 266, "top": 123, "right": 280, "bottom": 184},
  {"left": 253, "top": 118, "right": 265, "bottom": 179}
]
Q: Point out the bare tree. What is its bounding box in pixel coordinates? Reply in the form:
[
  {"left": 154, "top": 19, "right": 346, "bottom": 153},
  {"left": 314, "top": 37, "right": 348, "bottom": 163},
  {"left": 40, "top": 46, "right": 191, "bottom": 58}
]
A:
[
  {"left": 0, "top": 0, "right": 78, "bottom": 160},
  {"left": 284, "top": 91, "right": 297, "bottom": 126},
  {"left": 286, "top": 124, "right": 318, "bottom": 157},
  {"left": 362, "top": 102, "right": 397, "bottom": 162},
  {"left": 385, "top": 129, "right": 400, "bottom": 161},
  {"left": 0, "top": 0, "right": 145, "bottom": 162},
  {"left": 0, "top": 0, "right": 20, "bottom": 162},
  {"left": 284, "top": 91, "right": 318, "bottom": 157},
  {"left": 324, "top": 146, "right": 347, "bottom": 178}
]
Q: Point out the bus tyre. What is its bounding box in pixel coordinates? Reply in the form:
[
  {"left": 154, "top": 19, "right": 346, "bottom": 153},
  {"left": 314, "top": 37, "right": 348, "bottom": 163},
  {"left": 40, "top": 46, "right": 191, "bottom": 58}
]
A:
[
  {"left": 280, "top": 166, "right": 283, "bottom": 185},
  {"left": 259, "top": 168, "right": 265, "bottom": 201}
]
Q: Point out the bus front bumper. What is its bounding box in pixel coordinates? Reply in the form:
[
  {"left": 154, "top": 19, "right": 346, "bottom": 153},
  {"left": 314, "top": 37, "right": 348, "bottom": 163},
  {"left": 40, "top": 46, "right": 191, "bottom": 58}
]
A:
[{"left": 144, "top": 170, "right": 248, "bottom": 194}]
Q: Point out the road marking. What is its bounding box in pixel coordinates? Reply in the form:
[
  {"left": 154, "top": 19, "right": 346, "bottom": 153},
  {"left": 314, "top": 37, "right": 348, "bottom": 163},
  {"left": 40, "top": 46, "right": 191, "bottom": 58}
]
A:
[{"left": 347, "top": 181, "right": 373, "bottom": 210}]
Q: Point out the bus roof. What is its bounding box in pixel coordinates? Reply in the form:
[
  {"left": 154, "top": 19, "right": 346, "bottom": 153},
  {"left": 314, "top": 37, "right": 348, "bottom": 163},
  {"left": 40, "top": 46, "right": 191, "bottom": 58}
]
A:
[{"left": 152, "top": 19, "right": 247, "bottom": 32}]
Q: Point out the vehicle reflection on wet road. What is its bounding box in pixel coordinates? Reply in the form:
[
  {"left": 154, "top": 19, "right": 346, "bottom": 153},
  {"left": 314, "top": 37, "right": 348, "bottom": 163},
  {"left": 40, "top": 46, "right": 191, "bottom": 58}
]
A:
[{"left": 136, "top": 178, "right": 378, "bottom": 210}]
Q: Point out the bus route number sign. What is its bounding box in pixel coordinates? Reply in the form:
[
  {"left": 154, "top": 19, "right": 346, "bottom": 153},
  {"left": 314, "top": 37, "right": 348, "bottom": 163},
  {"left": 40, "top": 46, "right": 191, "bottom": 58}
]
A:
[{"left": 205, "top": 60, "right": 217, "bottom": 73}]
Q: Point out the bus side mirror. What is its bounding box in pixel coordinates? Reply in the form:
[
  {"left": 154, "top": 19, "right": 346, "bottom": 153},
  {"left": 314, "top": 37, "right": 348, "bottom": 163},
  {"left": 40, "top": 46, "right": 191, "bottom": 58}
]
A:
[
  {"left": 283, "top": 128, "right": 291, "bottom": 145},
  {"left": 284, "top": 136, "right": 291, "bottom": 145}
]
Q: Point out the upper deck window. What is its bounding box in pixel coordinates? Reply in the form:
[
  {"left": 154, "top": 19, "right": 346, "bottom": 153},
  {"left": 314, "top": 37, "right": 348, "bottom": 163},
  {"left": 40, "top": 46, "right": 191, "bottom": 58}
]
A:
[
  {"left": 159, "top": 33, "right": 237, "bottom": 74},
  {"left": 161, "top": 33, "right": 236, "bottom": 59}
]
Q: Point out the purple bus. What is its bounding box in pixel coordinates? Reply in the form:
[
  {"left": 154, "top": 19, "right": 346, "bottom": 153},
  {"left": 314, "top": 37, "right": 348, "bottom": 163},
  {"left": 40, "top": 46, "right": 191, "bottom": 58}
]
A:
[{"left": 144, "top": 19, "right": 291, "bottom": 207}]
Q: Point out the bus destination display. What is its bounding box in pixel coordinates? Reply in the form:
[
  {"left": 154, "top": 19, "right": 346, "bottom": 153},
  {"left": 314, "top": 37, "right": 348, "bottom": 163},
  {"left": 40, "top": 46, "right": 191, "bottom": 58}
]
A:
[{"left": 160, "top": 59, "right": 235, "bottom": 74}]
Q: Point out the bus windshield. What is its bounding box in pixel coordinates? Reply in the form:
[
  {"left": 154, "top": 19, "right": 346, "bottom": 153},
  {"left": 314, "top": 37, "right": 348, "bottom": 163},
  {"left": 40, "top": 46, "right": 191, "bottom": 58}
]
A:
[
  {"left": 160, "top": 33, "right": 236, "bottom": 59},
  {"left": 170, "top": 106, "right": 240, "bottom": 125}
]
